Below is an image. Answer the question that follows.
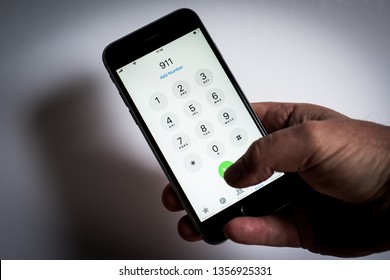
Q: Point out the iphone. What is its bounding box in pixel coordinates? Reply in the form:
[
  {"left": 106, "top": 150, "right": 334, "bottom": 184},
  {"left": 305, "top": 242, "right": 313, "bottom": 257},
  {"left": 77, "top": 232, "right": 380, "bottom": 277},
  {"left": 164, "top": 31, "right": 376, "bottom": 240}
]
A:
[{"left": 103, "top": 9, "right": 302, "bottom": 244}]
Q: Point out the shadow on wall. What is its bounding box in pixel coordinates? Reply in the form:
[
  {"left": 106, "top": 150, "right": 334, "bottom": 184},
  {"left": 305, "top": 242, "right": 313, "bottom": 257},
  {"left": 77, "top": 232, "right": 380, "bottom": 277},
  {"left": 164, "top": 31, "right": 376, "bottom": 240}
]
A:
[{"left": 30, "top": 77, "right": 185, "bottom": 259}]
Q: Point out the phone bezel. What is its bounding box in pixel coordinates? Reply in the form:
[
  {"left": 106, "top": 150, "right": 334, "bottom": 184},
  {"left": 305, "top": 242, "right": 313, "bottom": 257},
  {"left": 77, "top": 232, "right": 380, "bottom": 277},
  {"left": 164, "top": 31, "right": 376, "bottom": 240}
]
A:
[{"left": 103, "top": 8, "right": 300, "bottom": 244}]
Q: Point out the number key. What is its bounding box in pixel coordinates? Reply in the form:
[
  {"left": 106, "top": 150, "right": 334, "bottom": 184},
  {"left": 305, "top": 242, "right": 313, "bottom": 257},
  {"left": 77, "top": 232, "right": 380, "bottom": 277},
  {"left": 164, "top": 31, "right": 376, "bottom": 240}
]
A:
[
  {"left": 218, "top": 108, "right": 236, "bottom": 126},
  {"left": 195, "top": 120, "right": 214, "bottom": 139},
  {"left": 149, "top": 92, "right": 168, "bottom": 111},
  {"left": 195, "top": 68, "right": 213, "bottom": 87},
  {"left": 184, "top": 100, "right": 202, "bottom": 118},
  {"left": 172, "top": 80, "right": 191, "bottom": 98},
  {"left": 160, "top": 112, "right": 179, "bottom": 131},
  {"left": 206, "top": 88, "right": 225, "bottom": 106},
  {"left": 172, "top": 133, "right": 191, "bottom": 151}
]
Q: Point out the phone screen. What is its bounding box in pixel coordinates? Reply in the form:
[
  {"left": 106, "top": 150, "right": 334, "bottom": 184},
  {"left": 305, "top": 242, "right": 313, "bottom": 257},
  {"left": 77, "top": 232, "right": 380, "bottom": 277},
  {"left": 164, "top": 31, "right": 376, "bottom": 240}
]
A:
[{"left": 116, "top": 28, "right": 283, "bottom": 222}]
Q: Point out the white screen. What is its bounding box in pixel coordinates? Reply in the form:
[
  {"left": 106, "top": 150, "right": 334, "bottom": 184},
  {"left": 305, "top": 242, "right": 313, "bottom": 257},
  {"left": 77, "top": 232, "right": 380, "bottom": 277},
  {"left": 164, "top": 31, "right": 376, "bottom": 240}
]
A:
[{"left": 117, "top": 29, "right": 282, "bottom": 222}]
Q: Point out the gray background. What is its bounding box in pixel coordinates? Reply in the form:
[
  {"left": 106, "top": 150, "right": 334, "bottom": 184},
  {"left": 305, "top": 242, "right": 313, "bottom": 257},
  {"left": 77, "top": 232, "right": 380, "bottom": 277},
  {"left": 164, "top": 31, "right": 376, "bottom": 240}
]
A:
[{"left": 1, "top": 0, "right": 389, "bottom": 259}]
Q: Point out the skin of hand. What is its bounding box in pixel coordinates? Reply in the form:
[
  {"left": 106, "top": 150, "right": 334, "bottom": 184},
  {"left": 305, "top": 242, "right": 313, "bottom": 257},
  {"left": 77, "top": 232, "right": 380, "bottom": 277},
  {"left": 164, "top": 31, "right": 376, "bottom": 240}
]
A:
[{"left": 162, "top": 102, "right": 390, "bottom": 257}]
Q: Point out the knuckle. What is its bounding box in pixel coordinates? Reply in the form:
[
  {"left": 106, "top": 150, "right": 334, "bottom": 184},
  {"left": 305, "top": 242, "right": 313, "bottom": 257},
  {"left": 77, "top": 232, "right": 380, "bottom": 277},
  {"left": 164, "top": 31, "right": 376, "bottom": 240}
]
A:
[
  {"left": 294, "top": 121, "right": 326, "bottom": 170},
  {"left": 299, "top": 121, "right": 324, "bottom": 150}
]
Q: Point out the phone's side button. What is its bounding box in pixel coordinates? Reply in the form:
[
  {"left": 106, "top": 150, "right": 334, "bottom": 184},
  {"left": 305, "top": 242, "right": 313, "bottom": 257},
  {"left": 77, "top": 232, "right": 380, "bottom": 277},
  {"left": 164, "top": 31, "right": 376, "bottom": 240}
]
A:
[{"left": 108, "top": 74, "right": 131, "bottom": 108}]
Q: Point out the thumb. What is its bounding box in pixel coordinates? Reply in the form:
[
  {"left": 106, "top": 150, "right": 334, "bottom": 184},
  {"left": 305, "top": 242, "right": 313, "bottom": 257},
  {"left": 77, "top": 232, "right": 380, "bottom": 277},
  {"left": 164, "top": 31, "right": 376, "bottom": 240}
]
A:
[{"left": 224, "top": 122, "right": 318, "bottom": 188}]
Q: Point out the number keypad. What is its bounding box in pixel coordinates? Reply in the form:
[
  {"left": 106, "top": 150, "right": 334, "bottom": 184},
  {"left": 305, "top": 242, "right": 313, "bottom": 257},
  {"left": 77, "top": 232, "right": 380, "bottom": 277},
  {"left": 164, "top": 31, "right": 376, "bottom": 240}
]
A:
[{"left": 155, "top": 67, "right": 249, "bottom": 173}]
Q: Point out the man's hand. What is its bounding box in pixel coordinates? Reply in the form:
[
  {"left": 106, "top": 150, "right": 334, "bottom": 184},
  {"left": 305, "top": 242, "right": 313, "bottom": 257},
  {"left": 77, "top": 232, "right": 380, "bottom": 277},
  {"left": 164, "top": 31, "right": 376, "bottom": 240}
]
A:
[{"left": 162, "top": 103, "right": 390, "bottom": 257}]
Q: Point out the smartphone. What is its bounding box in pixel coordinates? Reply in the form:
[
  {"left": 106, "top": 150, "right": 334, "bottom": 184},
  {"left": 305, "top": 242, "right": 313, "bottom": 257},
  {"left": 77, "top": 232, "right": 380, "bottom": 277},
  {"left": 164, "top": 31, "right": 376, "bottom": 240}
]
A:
[{"left": 103, "top": 8, "right": 302, "bottom": 244}]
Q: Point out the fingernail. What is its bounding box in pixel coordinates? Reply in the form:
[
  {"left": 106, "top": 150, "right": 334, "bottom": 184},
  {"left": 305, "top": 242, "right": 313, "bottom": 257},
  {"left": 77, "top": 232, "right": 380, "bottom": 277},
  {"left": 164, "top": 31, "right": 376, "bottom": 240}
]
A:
[{"left": 224, "top": 158, "right": 243, "bottom": 186}]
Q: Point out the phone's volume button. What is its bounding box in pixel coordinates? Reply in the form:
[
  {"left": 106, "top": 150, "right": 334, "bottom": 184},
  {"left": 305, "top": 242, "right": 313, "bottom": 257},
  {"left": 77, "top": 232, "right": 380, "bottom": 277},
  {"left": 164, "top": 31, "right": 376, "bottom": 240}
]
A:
[
  {"left": 109, "top": 74, "right": 139, "bottom": 126},
  {"left": 108, "top": 74, "right": 129, "bottom": 105}
]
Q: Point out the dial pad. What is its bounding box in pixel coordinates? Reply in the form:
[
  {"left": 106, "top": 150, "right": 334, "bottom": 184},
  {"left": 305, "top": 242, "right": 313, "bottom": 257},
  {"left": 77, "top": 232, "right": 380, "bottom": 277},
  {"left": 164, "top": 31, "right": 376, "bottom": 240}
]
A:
[{"left": 152, "top": 68, "right": 251, "bottom": 175}]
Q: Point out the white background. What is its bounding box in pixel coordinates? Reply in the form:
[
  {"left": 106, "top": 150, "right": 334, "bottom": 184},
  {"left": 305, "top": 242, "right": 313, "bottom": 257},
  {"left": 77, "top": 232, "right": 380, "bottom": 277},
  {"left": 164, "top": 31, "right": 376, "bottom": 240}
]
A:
[{"left": 1, "top": 0, "right": 389, "bottom": 259}]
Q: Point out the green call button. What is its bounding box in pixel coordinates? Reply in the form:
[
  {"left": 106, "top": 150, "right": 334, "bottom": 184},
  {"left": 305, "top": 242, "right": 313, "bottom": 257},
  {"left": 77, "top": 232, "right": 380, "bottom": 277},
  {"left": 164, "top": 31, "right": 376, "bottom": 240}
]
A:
[{"left": 218, "top": 160, "right": 233, "bottom": 178}]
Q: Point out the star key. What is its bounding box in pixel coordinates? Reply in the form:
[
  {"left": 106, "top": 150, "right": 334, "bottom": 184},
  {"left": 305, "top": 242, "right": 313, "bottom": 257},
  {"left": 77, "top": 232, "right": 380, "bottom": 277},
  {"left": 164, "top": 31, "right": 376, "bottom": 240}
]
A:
[{"left": 184, "top": 153, "right": 202, "bottom": 172}]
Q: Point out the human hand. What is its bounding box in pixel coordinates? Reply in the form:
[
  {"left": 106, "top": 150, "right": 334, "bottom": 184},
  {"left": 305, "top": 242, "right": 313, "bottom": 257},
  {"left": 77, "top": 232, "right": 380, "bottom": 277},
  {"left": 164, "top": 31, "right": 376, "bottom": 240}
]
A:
[{"left": 162, "top": 102, "right": 390, "bottom": 257}]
